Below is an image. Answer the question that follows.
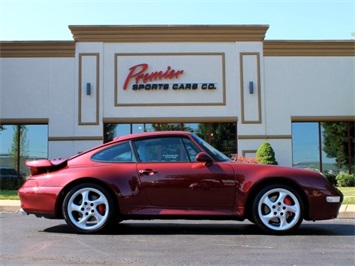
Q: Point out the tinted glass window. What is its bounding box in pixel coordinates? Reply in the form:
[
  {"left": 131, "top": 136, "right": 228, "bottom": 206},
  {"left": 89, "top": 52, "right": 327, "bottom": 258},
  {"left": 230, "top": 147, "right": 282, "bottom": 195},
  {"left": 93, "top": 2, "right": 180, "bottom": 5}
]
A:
[
  {"left": 134, "top": 137, "right": 190, "bottom": 163},
  {"left": 182, "top": 138, "right": 200, "bottom": 162},
  {"left": 292, "top": 121, "right": 354, "bottom": 174},
  {"left": 103, "top": 122, "right": 237, "bottom": 156},
  {"left": 292, "top": 122, "right": 320, "bottom": 170},
  {"left": 92, "top": 142, "right": 136, "bottom": 162},
  {"left": 191, "top": 134, "right": 230, "bottom": 162},
  {"left": 0, "top": 124, "right": 48, "bottom": 177}
]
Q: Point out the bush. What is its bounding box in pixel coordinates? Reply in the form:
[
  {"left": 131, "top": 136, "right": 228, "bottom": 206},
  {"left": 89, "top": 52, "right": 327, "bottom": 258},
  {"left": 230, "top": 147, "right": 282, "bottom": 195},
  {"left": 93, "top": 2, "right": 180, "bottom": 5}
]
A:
[
  {"left": 324, "top": 174, "right": 337, "bottom": 186},
  {"left": 305, "top": 168, "right": 321, "bottom": 172},
  {"left": 256, "top": 141, "right": 278, "bottom": 165},
  {"left": 0, "top": 178, "right": 25, "bottom": 190},
  {"left": 336, "top": 173, "right": 355, "bottom": 187},
  {"left": 232, "top": 154, "right": 258, "bottom": 164}
]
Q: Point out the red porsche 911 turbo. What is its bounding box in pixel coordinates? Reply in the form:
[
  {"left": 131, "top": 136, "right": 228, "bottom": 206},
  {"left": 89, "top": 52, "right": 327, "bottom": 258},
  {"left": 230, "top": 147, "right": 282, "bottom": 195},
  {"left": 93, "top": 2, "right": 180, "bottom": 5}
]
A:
[{"left": 18, "top": 131, "right": 343, "bottom": 234}]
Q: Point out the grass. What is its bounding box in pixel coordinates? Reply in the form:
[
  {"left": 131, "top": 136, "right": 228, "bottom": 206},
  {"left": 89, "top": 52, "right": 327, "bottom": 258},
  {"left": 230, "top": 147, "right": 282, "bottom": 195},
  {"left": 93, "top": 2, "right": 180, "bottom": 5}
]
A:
[
  {"left": 1, "top": 187, "right": 354, "bottom": 203},
  {"left": 0, "top": 190, "right": 19, "bottom": 200},
  {"left": 339, "top": 187, "right": 355, "bottom": 204}
]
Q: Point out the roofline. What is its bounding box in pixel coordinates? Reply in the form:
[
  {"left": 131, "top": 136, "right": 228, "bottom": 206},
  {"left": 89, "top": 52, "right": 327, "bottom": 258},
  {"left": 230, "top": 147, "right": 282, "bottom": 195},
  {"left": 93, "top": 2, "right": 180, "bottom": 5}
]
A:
[
  {"left": 1, "top": 35, "right": 354, "bottom": 58},
  {"left": 264, "top": 40, "right": 355, "bottom": 56},
  {"left": 68, "top": 25, "right": 269, "bottom": 42},
  {"left": 0, "top": 41, "right": 75, "bottom": 58}
]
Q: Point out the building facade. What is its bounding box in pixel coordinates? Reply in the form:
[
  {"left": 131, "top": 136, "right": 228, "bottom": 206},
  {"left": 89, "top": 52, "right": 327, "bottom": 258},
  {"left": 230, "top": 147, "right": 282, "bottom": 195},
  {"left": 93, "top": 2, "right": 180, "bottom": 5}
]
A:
[{"left": 0, "top": 25, "right": 354, "bottom": 176}]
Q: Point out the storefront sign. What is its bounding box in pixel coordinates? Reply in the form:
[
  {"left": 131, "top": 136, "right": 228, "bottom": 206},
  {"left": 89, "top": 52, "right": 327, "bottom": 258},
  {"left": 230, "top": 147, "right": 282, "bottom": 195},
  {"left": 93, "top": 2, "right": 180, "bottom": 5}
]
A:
[
  {"left": 124, "top": 64, "right": 184, "bottom": 90},
  {"left": 115, "top": 53, "right": 225, "bottom": 106}
]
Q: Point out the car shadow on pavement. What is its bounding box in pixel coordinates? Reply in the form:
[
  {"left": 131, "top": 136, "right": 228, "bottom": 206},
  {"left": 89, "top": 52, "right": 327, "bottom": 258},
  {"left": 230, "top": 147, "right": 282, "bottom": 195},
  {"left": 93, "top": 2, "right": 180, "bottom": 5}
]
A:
[
  {"left": 43, "top": 221, "right": 355, "bottom": 236},
  {"left": 297, "top": 222, "right": 355, "bottom": 236}
]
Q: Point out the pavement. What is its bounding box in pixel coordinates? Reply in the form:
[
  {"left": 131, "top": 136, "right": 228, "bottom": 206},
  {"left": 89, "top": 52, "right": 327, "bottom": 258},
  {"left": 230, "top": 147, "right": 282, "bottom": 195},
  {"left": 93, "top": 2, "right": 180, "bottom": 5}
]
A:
[{"left": 0, "top": 200, "right": 354, "bottom": 218}]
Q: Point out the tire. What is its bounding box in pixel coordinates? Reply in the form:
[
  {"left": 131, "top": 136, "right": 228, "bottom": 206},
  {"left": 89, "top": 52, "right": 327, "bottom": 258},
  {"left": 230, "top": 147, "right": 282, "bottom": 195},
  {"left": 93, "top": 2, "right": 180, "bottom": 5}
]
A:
[
  {"left": 63, "top": 183, "right": 116, "bottom": 234},
  {"left": 252, "top": 184, "right": 304, "bottom": 235}
]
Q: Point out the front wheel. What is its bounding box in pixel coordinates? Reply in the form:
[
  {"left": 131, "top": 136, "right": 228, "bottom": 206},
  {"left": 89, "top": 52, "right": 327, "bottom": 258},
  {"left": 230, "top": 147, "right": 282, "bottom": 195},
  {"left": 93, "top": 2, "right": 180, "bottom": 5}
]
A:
[
  {"left": 63, "top": 183, "right": 116, "bottom": 234},
  {"left": 252, "top": 184, "right": 304, "bottom": 234}
]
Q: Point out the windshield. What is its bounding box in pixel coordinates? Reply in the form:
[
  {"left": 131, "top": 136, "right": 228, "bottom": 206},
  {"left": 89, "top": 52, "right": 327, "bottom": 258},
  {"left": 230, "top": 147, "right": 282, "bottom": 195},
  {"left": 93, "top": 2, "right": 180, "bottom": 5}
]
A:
[{"left": 192, "top": 134, "right": 231, "bottom": 162}]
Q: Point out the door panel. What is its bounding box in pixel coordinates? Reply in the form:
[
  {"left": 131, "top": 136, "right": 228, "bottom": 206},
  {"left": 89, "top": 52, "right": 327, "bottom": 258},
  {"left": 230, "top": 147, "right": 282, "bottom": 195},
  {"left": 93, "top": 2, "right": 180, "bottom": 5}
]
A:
[{"left": 137, "top": 162, "right": 235, "bottom": 210}]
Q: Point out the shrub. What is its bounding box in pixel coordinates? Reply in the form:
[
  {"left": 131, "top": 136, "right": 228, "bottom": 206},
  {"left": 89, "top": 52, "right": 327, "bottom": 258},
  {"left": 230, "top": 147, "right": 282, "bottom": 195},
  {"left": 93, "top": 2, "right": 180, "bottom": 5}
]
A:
[
  {"left": 305, "top": 168, "right": 321, "bottom": 172},
  {"left": 0, "top": 178, "right": 25, "bottom": 190},
  {"left": 256, "top": 141, "right": 278, "bottom": 165},
  {"left": 232, "top": 154, "right": 258, "bottom": 164},
  {"left": 336, "top": 173, "right": 355, "bottom": 187},
  {"left": 324, "top": 174, "right": 337, "bottom": 186}
]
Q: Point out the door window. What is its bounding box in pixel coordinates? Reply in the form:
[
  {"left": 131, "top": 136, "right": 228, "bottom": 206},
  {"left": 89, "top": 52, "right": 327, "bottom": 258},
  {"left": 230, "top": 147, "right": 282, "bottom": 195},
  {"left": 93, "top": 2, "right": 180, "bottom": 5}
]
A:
[{"left": 134, "top": 137, "right": 193, "bottom": 163}]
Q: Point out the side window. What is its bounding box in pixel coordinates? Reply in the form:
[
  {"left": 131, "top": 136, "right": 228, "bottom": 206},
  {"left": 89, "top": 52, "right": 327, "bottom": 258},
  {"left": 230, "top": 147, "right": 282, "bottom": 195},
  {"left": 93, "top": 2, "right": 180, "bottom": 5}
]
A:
[
  {"left": 134, "top": 137, "right": 191, "bottom": 163},
  {"left": 92, "top": 142, "right": 136, "bottom": 162},
  {"left": 182, "top": 138, "right": 200, "bottom": 162}
]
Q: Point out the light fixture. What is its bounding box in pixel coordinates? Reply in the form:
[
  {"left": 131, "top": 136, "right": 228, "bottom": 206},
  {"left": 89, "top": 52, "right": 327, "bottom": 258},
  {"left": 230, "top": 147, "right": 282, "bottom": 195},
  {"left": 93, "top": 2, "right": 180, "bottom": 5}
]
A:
[
  {"left": 86, "top": 82, "right": 91, "bottom": 95},
  {"left": 249, "top": 81, "right": 254, "bottom": 94}
]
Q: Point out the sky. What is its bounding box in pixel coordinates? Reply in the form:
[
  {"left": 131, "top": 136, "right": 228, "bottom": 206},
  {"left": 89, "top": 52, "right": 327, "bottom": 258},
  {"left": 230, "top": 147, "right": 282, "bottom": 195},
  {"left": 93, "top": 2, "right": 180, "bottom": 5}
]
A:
[{"left": 0, "top": 0, "right": 354, "bottom": 41}]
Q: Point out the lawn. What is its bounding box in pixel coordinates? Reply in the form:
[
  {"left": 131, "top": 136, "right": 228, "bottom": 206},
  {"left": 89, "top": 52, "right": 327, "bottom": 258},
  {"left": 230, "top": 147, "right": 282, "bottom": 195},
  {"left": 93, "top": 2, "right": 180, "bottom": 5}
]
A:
[
  {"left": 0, "top": 190, "right": 19, "bottom": 200},
  {"left": 1, "top": 187, "right": 354, "bottom": 204},
  {"left": 339, "top": 187, "right": 355, "bottom": 204}
]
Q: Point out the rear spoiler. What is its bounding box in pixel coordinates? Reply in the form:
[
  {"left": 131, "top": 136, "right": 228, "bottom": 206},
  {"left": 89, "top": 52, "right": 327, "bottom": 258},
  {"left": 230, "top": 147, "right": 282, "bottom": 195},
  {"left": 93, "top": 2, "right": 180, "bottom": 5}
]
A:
[{"left": 26, "top": 158, "right": 67, "bottom": 176}]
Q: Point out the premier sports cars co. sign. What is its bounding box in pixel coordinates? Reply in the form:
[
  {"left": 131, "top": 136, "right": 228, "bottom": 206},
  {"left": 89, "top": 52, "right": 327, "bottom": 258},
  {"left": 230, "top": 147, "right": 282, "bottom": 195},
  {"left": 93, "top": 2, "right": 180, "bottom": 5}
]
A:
[{"left": 115, "top": 53, "right": 226, "bottom": 106}]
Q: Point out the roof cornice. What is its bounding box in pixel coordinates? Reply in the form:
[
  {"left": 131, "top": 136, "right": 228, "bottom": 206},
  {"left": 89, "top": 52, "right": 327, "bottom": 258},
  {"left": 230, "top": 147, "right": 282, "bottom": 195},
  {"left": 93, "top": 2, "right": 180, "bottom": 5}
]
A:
[
  {"left": 0, "top": 41, "right": 75, "bottom": 58},
  {"left": 68, "top": 25, "right": 269, "bottom": 42},
  {"left": 264, "top": 40, "right": 355, "bottom": 56}
]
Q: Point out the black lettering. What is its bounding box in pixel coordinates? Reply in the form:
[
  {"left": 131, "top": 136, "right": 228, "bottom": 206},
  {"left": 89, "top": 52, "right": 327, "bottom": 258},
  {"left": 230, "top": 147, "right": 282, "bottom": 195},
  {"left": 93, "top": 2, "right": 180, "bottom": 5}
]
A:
[{"left": 208, "top": 83, "right": 216, "bottom": 90}]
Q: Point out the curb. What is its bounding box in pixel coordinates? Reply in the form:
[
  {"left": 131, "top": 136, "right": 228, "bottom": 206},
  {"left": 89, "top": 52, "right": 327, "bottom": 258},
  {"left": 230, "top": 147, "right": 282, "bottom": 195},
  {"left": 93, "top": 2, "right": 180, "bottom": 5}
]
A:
[
  {"left": 0, "top": 200, "right": 21, "bottom": 213},
  {"left": 338, "top": 204, "right": 355, "bottom": 219},
  {"left": 338, "top": 212, "right": 355, "bottom": 219},
  {"left": 0, "top": 206, "right": 20, "bottom": 213},
  {"left": 1, "top": 200, "right": 354, "bottom": 218}
]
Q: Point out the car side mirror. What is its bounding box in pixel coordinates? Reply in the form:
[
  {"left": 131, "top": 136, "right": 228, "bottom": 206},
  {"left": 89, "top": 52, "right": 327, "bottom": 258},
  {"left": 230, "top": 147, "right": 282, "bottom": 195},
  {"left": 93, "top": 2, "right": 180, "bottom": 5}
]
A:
[{"left": 196, "top": 152, "right": 213, "bottom": 166}]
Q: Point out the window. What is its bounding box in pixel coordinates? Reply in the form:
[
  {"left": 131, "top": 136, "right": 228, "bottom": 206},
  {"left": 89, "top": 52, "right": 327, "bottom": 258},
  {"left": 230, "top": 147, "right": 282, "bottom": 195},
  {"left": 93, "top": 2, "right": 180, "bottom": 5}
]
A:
[
  {"left": 92, "top": 142, "right": 136, "bottom": 162},
  {"left": 292, "top": 122, "right": 354, "bottom": 174},
  {"left": 191, "top": 134, "right": 230, "bottom": 162},
  {"left": 182, "top": 138, "right": 200, "bottom": 162},
  {"left": 104, "top": 122, "right": 237, "bottom": 157},
  {"left": 0, "top": 124, "right": 48, "bottom": 177},
  {"left": 292, "top": 123, "right": 320, "bottom": 170},
  {"left": 134, "top": 137, "right": 191, "bottom": 163}
]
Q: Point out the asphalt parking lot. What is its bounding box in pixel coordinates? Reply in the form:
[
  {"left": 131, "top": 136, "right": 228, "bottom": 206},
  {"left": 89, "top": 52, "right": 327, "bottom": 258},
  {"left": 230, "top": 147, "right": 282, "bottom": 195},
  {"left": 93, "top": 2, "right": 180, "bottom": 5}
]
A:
[{"left": 1, "top": 212, "right": 354, "bottom": 266}]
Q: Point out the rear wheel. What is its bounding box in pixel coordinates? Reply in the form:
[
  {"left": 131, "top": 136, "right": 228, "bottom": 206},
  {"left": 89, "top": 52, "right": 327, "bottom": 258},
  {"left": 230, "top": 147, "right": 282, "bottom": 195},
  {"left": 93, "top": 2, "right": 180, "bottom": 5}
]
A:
[
  {"left": 63, "top": 183, "right": 116, "bottom": 234},
  {"left": 252, "top": 184, "right": 304, "bottom": 234}
]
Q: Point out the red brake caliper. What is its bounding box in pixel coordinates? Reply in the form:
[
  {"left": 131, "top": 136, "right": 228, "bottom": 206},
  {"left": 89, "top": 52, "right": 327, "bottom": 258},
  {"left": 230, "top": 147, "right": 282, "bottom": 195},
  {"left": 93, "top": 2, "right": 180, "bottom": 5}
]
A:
[
  {"left": 284, "top": 196, "right": 292, "bottom": 205},
  {"left": 284, "top": 196, "right": 293, "bottom": 217},
  {"left": 97, "top": 205, "right": 106, "bottom": 215}
]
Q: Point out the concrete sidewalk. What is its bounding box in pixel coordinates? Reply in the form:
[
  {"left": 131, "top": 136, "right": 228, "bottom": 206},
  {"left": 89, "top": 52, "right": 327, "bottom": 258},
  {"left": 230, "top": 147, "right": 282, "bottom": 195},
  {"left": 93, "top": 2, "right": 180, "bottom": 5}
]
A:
[{"left": 0, "top": 200, "right": 354, "bottom": 218}]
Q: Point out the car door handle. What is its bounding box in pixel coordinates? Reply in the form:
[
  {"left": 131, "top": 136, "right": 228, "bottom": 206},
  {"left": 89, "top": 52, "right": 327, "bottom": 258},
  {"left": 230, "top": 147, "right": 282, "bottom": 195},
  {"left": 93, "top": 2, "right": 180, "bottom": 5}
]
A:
[
  {"left": 189, "top": 182, "right": 208, "bottom": 190},
  {"left": 139, "top": 169, "right": 157, "bottom": 176}
]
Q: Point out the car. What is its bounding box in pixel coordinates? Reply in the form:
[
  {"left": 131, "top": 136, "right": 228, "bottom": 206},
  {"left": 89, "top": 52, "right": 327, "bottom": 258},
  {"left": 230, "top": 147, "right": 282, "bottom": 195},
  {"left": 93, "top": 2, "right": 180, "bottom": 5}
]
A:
[
  {"left": 18, "top": 131, "right": 343, "bottom": 234},
  {"left": 0, "top": 167, "right": 22, "bottom": 179}
]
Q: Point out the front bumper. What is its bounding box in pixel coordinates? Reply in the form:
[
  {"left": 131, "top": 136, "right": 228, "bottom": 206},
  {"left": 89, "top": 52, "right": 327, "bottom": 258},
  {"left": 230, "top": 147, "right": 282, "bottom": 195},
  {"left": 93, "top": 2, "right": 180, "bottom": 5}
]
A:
[{"left": 306, "top": 188, "right": 343, "bottom": 221}]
